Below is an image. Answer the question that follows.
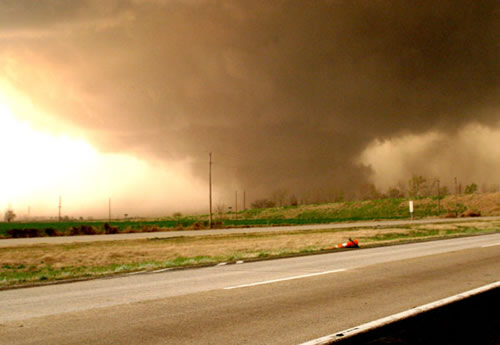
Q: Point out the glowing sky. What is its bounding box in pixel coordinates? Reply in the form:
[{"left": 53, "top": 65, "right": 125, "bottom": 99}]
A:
[
  {"left": 0, "top": 84, "right": 206, "bottom": 219},
  {"left": 0, "top": 1, "right": 498, "bottom": 218}
]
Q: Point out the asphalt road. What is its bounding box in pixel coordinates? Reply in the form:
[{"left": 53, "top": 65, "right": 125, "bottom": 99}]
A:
[
  {"left": 1, "top": 233, "right": 499, "bottom": 344},
  {"left": 1, "top": 216, "right": 499, "bottom": 247},
  {"left": 334, "top": 287, "right": 499, "bottom": 345}
]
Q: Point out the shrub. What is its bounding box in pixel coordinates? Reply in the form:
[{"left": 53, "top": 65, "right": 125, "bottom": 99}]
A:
[
  {"left": 69, "top": 225, "right": 97, "bottom": 236},
  {"left": 191, "top": 222, "right": 205, "bottom": 230},
  {"left": 104, "top": 223, "right": 119, "bottom": 234},
  {"left": 43, "top": 228, "right": 59, "bottom": 237},
  {"left": 387, "top": 187, "right": 405, "bottom": 198},
  {"left": 7, "top": 228, "right": 40, "bottom": 238},
  {"left": 81, "top": 225, "right": 96, "bottom": 235},
  {"left": 7, "top": 229, "right": 23, "bottom": 238},
  {"left": 212, "top": 220, "right": 224, "bottom": 228},
  {"left": 460, "top": 209, "right": 481, "bottom": 217},
  {"left": 69, "top": 226, "right": 81, "bottom": 236},
  {"left": 140, "top": 225, "right": 159, "bottom": 232},
  {"left": 465, "top": 183, "right": 478, "bottom": 194},
  {"left": 251, "top": 199, "right": 276, "bottom": 209},
  {"left": 27, "top": 228, "right": 41, "bottom": 237}
]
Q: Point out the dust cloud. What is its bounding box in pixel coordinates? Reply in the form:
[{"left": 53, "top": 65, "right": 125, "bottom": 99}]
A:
[{"left": 0, "top": 0, "right": 498, "bottom": 204}]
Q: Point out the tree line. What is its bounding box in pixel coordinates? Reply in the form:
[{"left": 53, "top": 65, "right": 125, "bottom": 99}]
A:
[{"left": 249, "top": 175, "right": 497, "bottom": 209}]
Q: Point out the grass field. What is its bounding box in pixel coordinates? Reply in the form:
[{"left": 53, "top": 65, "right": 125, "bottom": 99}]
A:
[
  {"left": 1, "top": 192, "right": 498, "bottom": 239},
  {"left": 1, "top": 220, "right": 498, "bottom": 288}
]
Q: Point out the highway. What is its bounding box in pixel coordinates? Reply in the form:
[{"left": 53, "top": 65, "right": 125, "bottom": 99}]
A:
[
  {"left": 1, "top": 216, "right": 499, "bottom": 247},
  {"left": 1, "top": 233, "right": 499, "bottom": 344}
]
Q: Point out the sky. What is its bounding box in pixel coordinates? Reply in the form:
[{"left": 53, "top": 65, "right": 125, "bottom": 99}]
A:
[{"left": 0, "top": 0, "right": 499, "bottom": 219}]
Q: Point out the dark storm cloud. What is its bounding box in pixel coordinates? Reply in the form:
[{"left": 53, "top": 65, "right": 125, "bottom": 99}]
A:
[{"left": 1, "top": 0, "right": 498, "bottom": 199}]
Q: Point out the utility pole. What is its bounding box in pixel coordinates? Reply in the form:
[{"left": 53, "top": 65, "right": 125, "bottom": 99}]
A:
[
  {"left": 108, "top": 198, "right": 111, "bottom": 221},
  {"left": 454, "top": 177, "right": 458, "bottom": 215},
  {"left": 436, "top": 179, "right": 441, "bottom": 215},
  {"left": 235, "top": 191, "right": 238, "bottom": 213},
  {"left": 209, "top": 152, "right": 213, "bottom": 228},
  {"left": 58, "top": 195, "right": 62, "bottom": 222}
]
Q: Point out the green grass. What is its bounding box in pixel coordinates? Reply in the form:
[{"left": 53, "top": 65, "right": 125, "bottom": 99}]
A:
[
  {"left": 0, "top": 256, "right": 227, "bottom": 286},
  {"left": 0, "top": 195, "right": 480, "bottom": 239},
  {"left": 363, "top": 230, "right": 440, "bottom": 241},
  {"left": 1, "top": 221, "right": 499, "bottom": 287},
  {"left": 361, "top": 226, "right": 494, "bottom": 242},
  {"left": 0, "top": 217, "right": 203, "bottom": 238}
]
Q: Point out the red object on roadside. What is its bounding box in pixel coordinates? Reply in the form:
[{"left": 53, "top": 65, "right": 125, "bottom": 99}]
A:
[
  {"left": 346, "top": 238, "right": 359, "bottom": 248},
  {"left": 332, "top": 238, "right": 359, "bottom": 249}
]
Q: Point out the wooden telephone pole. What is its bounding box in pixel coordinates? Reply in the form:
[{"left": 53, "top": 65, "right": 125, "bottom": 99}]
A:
[
  {"left": 209, "top": 152, "right": 213, "bottom": 228},
  {"left": 436, "top": 179, "right": 441, "bottom": 215},
  {"left": 58, "top": 195, "right": 62, "bottom": 222}
]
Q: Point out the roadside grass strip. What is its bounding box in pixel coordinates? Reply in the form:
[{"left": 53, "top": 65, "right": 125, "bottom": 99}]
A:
[
  {"left": 1, "top": 221, "right": 498, "bottom": 288},
  {"left": 298, "top": 281, "right": 500, "bottom": 345}
]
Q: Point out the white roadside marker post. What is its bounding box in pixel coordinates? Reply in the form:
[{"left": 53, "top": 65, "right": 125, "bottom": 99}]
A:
[{"left": 409, "top": 200, "right": 414, "bottom": 220}]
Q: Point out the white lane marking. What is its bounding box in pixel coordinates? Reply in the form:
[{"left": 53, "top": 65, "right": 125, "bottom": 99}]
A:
[
  {"left": 152, "top": 268, "right": 172, "bottom": 273},
  {"left": 126, "top": 271, "right": 146, "bottom": 276},
  {"left": 482, "top": 242, "right": 500, "bottom": 248},
  {"left": 299, "top": 281, "right": 500, "bottom": 345},
  {"left": 224, "top": 269, "right": 347, "bottom": 290}
]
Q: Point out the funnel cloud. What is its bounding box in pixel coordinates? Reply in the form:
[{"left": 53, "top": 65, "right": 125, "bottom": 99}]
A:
[{"left": 0, "top": 0, "right": 498, "bottom": 203}]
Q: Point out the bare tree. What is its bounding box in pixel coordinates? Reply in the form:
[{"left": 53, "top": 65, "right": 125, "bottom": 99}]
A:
[
  {"left": 408, "top": 175, "right": 428, "bottom": 197},
  {"left": 439, "top": 185, "right": 449, "bottom": 196},
  {"left": 271, "top": 189, "right": 288, "bottom": 207},
  {"left": 397, "top": 181, "right": 407, "bottom": 197},
  {"left": 464, "top": 183, "right": 478, "bottom": 194},
  {"left": 251, "top": 199, "right": 276, "bottom": 209},
  {"left": 4, "top": 209, "right": 16, "bottom": 223},
  {"left": 358, "top": 183, "right": 382, "bottom": 200},
  {"left": 215, "top": 202, "right": 227, "bottom": 220},
  {"left": 329, "top": 189, "right": 345, "bottom": 202},
  {"left": 387, "top": 186, "right": 405, "bottom": 198}
]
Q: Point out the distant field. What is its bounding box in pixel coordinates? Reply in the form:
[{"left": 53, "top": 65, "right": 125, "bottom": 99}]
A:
[
  {"left": 1, "top": 192, "right": 499, "bottom": 239},
  {"left": 1, "top": 220, "right": 498, "bottom": 288}
]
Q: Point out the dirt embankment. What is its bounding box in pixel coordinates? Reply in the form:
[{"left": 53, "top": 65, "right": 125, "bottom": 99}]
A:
[
  {"left": 443, "top": 192, "right": 500, "bottom": 216},
  {"left": 239, "top": 192, "right": 500, "bottom": 219}
]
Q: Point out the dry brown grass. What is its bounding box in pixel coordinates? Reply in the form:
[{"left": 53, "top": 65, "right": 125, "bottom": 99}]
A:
[
  {"left": 413, "top": 221, "right": 500, "bottom": 231},
  {"left": 227, "top": 192, "right": 500, "bottom": 222},
  {"left": 1, "top": 220, "right": 498, "bottom": 272},
  {"left": 440, "top": 192, "right": 500, "bottom": 215}
]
